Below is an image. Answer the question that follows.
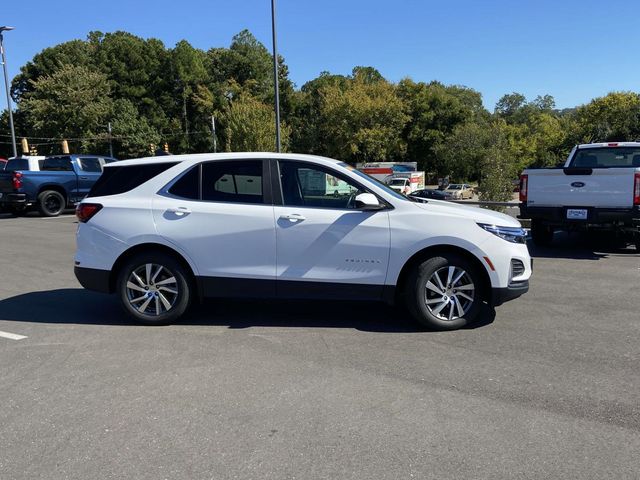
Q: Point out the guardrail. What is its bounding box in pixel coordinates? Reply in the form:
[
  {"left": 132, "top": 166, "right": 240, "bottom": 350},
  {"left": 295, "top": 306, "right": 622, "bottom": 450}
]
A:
[
  {"left": 447, "top": 200, "right": 531, "bottom": 226},
  {"left": 450, "top": 200, "right": 520, "bottom": 208}
]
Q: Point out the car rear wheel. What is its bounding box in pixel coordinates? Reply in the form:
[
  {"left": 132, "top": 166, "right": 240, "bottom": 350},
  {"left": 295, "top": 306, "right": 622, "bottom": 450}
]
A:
[
  {"left": 405, "top": 254, "right": 483, "bottom": 330},
  {"left": 116, "top": 252, "right": 192, "bottom": 325},
  {"left": 37, "top": 190, "right": 65, "bottom": 217}
]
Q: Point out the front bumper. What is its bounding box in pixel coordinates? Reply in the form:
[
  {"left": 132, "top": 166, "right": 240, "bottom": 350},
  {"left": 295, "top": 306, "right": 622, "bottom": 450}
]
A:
[
  {"left": 492, "top": 280, "right": 529, "bottom": 306},
  {"left": 74, "top": 266, "right": 112, "bottom": 293}
]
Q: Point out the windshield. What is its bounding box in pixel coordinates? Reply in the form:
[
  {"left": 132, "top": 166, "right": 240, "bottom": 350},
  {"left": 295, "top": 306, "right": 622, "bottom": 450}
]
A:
[
  {"left": 339, "top": 163, "right": 409, "bottom": 201},
  {"left": 447, "top": 184, "right": 462, "bottom": 190},
  {"left": 389, "top": 179, "right": 406, "bottom": 186},
  {"left": 570, "top": 147, "right": 640, "bottom": 168}
]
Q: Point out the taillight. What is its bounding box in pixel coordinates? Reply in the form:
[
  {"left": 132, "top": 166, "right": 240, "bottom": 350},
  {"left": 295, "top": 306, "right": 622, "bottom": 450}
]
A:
[
  {"left": 634, "top": 173, "right": 640, "bottom": 206},
  {"left": 519, "top": 174, "right": 528, "bottom": 202},
  {"left": 12, "top": 171, "right": 23, "bottom": 190},
  {"left": 76, "top": 203, "right": 103, "bottom": 223}
]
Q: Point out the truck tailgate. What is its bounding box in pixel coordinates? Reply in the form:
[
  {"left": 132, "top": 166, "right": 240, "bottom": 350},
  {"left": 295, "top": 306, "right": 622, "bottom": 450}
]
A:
[
  {"left": 527, "top": 168, "right": 638, "bottom": 208},
  {"left": 0, "top": 172, "right": 15, "bottom": 193}
]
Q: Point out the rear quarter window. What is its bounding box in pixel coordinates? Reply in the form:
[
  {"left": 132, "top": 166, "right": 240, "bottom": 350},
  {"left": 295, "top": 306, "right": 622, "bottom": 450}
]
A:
[{"left": 87, "top": 162, "right": 178, "bottom": 198}]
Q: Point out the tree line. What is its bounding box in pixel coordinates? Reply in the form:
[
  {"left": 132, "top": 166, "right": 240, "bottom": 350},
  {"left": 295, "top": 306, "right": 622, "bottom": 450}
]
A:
[{"left": 2, "top": 29, "right": 640, "bottom": 200}]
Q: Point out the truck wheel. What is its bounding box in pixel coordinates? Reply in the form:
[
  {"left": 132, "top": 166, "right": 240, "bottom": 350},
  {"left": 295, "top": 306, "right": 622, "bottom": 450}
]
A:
[
  {"left": 531, "top": 221, "right": 554, "bottom": 247},
  {"left": 116, "top": 252, "right": 192, "bottom": 325},
  {"left": 37, "top": 190, "right": 65, "bottom": 217},
  {"left": 404, "top": 254, "right": 483, "bottom": 330}
]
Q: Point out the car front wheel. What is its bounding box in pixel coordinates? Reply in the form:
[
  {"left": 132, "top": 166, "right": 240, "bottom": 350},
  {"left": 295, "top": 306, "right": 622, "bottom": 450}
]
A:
[
  {"left": 405, "top": 254, "right": 483, "bottom": 330},
  {"left": 116, "top": 252, "right": 192, "bottom": 325}
]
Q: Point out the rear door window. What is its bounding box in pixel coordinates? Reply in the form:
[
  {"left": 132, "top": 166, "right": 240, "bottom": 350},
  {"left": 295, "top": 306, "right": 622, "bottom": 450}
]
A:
[
  {"left": 42, "top": 157, "right": 73, "bottom": 171},
  {"left": 201, "top": 161, "right": 264, "bottom": 204}
]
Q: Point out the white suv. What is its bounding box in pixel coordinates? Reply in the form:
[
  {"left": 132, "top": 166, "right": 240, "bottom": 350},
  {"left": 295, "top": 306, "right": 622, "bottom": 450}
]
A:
[{"left": 74, "top": 153, "right": 531, "bottom": 330}]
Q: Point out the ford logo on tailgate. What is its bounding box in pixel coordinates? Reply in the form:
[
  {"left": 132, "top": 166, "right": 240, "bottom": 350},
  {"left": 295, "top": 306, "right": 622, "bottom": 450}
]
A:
[{"left": 571, "top": 182, "right": 586, "bottom": 188}]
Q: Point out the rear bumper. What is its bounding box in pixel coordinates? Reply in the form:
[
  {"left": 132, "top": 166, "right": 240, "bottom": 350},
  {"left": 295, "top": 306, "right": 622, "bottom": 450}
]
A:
[
  {"left": 0, "top": 193, "right": 29, "bottom": 206},
  {"left": 492, "top": 280, "right": 529, "bottom": 307},
  {"left": 74, "top": 266, "right": 111, "bottom": 293},
  {"left": 520, "top": 204, "right": 640, "bottom": 226}
]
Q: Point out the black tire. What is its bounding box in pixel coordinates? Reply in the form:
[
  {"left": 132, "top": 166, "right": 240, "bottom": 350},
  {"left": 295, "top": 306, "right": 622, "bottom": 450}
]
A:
[
  {"left": 116, "top": 252, "right": 192, "bottom": 325},
  {"left": 531, "top": 220, "right": 554, "bottom": 247},
  {"left": 404, "top": 254, "right": 483, "bottom": 330},
  {"left": 37, "top": 190, "right": 65, "bottom": 217}
]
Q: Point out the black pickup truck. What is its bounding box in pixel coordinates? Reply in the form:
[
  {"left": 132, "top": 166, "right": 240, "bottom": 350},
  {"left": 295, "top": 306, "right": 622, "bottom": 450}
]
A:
[{"left": 0, "top": 154, "right": 117, "bottom": 216}]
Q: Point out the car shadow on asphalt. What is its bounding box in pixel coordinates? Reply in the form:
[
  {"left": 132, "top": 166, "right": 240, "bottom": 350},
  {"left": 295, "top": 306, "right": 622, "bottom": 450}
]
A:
[
  {"left": 528, "top": 231, "right": 639, "bottom": 261},
  {"left": 0, "top": 288, "right": 496, "bottom": 333}
]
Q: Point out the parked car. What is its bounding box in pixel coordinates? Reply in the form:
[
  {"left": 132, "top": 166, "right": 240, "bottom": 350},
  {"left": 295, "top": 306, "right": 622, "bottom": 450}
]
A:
[
  {"left": 74, "top": 153, "right": 531, "bottom": 330},
  {"left": 4, "top": 156, "right": 45, "bottom": 172},
  {"left": 445, "top": 183, "right": 474, "bottom": 199},
  {"left": 0, "top": 158, "right": 6, "bottom": 170},
  {"left": 0, "top": 154, "right": 117, "bottom": 216},
  {"left": 520, "top": 142, "right": 640, "bottom": 249},
  {"left": 409, "top": 188, "right": 453, "bottom": 201}
]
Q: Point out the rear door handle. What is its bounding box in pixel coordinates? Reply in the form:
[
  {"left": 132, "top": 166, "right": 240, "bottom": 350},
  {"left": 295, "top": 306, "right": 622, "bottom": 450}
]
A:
[
  {"left": 280, "top": 213, "right": 306, "bottom": 222},
  {"left": 79, "top": 176, "right": 89, "bottom": 180},
  {"left": 167, "top": 206, "right": 192, "bottom": 216}
]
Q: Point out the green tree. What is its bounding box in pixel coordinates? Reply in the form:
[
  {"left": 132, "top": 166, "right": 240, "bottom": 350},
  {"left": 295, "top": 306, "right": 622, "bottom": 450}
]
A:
[
  {"left": 220, "top": 93, "right": 289, "bottom": 152},
  {"left": 20, "top": 64, "right": 113, "bottom": 152},
  {"left": 398, "top": 79, "right": 486, "bottom": 173},
  {"left": 109, "top": 99, "right": 161, "bottom": 159},
  {"left": 570, "top": 92, "right": 640, "bottom": 142},
  {"left": 312, "top": 68, "right": 408, "bottom": 163}
]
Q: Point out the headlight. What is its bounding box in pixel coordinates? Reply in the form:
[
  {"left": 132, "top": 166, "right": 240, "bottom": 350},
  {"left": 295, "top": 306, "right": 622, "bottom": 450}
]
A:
[{"left": 477, "top": 223, "right": 527, "bottom": 244}]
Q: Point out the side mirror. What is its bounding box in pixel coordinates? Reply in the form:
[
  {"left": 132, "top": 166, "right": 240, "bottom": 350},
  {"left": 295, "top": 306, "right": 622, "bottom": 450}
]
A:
[{"left": 355, "top": 192, "right": 384, "bottom": 211}]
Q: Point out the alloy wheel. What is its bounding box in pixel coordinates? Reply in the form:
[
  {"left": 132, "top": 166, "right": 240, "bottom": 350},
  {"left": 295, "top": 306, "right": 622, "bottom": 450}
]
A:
[
  {"left": 424, "top": 266, "right": 475, "bottom": 321},
  {"left": 125, "top": 263, "right": 179, "bottom": 316}
]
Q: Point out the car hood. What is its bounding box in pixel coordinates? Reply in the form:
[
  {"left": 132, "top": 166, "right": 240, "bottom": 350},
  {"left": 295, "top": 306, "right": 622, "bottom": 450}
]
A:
[{"left": 411, "top": 199, "right": 521, "bottom": 227}]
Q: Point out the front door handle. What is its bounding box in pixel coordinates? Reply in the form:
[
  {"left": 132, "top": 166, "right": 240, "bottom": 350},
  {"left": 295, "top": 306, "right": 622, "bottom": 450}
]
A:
[
  {"left": 167, "top": 206, "right": 192, "bottom": 216},
  {"left": 280, "top": 213, "right": 306, "bottom": 222},
  {"left": 79, "top": 176, "right": 89, "bottom": 180}
]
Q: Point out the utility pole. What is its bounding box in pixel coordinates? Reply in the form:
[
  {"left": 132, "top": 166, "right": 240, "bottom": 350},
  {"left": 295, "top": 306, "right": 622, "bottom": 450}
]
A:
[
  {"left": 107, "top": 122, "right": 113, "bottom": 157},
  {"left": 211, "top": 115, "right": 217, "bottom": 153},
  {"left": 0, "top": 26, "right": 17, "bottom": 158},
  {"left": 270, "top": 0, "right": 281, "bottom": 152}
]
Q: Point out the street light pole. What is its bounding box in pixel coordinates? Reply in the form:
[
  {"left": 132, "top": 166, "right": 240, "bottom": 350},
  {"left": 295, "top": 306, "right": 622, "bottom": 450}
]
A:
[
  {"left": 107, "top": 121, "right": 114, "bottom": 157},
  {"left": 211, "top": 115, "right": 217, "bottom": 153},
  {"left": 0, "top": 26, "right": 17, "bottom": 158},
  {"left": 270, "top": 0, "right": 281, "bottom": 152}
]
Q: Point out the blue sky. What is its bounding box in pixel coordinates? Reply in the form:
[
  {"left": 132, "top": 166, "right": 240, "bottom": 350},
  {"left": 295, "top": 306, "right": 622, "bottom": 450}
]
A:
[{"left": 3, "top": 0, "right": 640, "bottom": 109}]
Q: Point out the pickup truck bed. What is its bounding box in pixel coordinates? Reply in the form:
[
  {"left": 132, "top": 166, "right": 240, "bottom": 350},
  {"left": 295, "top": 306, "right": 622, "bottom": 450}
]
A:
[{"left": 520, "top": 143, "right": 640, "bottom": 249}]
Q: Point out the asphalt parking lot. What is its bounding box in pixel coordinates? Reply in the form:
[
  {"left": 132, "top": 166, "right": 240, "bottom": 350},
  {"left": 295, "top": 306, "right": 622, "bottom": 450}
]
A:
[{"left": 0, "top": 212, "right": 639, "bottom": 479}]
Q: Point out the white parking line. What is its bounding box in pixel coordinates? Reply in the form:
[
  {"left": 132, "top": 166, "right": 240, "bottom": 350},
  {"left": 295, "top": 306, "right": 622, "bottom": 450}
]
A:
[{"left": 0, "top": 330, "right": 27, "bottom": 341}]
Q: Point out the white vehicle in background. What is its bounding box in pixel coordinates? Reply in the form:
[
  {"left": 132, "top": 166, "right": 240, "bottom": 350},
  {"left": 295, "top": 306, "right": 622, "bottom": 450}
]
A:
[
  {"left": 74, "top": 153, "right": 531, "bottom": 330},
  {"left": 357, "top": 162, "right": 418, "bottom": 183},
  {"left": 387, "top": 172, "right": 425, "bottom": 195},
  {"left": 520, "top": 142, "right": 640, "bottom": 249},
  {"left": 445, "top": 184, "right": 474, "bottom": 200}
]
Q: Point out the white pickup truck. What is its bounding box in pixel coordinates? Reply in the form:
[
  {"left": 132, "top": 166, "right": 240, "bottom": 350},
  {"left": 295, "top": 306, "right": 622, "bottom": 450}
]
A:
[{"left": 520, "top": 142, "right": 640, "bottom": 249}]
